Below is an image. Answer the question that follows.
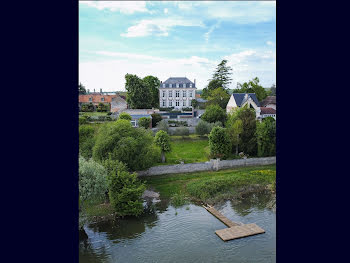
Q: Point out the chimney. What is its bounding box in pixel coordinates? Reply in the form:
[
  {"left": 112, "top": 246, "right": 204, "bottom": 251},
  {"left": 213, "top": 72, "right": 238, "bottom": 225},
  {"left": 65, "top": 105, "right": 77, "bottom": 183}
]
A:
[
  {"left": 194, "top": 79, "right": 196, "bottom": 87},
  {"left": 94, "top": 89, "right": 95, "bottom": 93},
  {"left": 100, "top": 88, "right": 102, "bottom": 93},
  {"left": 87, "top": 89, "right": 90, "bottom": 94}
]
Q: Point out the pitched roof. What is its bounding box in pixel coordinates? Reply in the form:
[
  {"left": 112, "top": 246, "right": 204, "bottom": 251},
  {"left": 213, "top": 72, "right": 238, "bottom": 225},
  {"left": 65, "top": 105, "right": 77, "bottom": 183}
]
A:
[
  {"left": 261, "top": 96, "right": 276, "bottom": 107},
  {"left": 232, "top": 93, "right": 260, "bottom": 107},
  {"left": 260, "top": 107, "right": 276, "bottom": 114},
  {"left": 163, "top": 77, "right": 194, "bottom": 85}
]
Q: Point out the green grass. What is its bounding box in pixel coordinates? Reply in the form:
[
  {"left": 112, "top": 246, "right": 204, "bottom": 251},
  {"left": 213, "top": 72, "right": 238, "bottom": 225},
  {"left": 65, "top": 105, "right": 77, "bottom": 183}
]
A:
[
  {"left": 157, "top": 136, "right": 210, "bottom": 165},
  {"left": 142, "top": 165, "right": 276, "bottom": 204}
]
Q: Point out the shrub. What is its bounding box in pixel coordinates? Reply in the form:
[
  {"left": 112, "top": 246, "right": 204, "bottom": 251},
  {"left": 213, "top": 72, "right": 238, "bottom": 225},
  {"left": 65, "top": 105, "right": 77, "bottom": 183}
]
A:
[
  {"left": 118, "top": 112, "right": 132, "bottom": 121},
  {"left": 151, "top": 113, "right": 163, "bottom": 127},
  {"left": 138, "top": 117, "right": 151, "bottom": 129},
  {"left": 174, "top": 127, "right": 190, "bottom": 137},
  {"left": 96, "top": 103, "right": 109, "bottom": 112},
  {"left": 81, "top": 103, "right": 95, "bottom": 112},
  {"left": 201, "top": 104, "right": 227, "bottom": 124},
  {"left": 154, "top": 130, "right": 171, "bottom": 163},
  {"left": 103, "top": 158, "right": 146, "bottom": 217},
  {"left": 256, "top": 117, "right": 276, "bottom": 157},
  {"left": 208, "top": 126, "right": 230, "bottom": 159},
  {"left": 156, "top": 120, "right": 169, "bottom": 133},
  {"left": 79, "top": 156, "right": 108, "bottom": 204},
  {"left": 79, "top": 125, "right": 96, "bottom": 159},
  {"left": 107, "top": 111, "right": 112, "bottom": 116},
  {"left": 196, "top": 120, "right": 211, "bottom": 136},
  {"left": 182, "top": 107, "right": 192, "bottom": 112},
  {"left": 79, "top": 116, "right": 88, "bottom": 125},
  {"left": 92, "top": 119, "right": 158, "bottom": 171},
  {"left": 159, "top": 107, "right": 174, "bottom": 112}
]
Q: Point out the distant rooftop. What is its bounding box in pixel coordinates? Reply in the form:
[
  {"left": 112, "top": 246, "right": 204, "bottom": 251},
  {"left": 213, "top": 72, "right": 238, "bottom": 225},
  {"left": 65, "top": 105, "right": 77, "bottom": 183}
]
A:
[{"left": 232, "top": 93, "right": 260, "bottom": 107}]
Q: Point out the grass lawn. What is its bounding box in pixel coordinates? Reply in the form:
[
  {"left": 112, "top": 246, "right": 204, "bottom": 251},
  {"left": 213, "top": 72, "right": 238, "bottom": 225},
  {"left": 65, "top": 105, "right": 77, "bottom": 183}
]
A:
[
  {"left": 142, "top": 164, "right": 276, "bottom": 204},
  {"left": 158, "top": 135, "right": 210, "bottom": 165}
]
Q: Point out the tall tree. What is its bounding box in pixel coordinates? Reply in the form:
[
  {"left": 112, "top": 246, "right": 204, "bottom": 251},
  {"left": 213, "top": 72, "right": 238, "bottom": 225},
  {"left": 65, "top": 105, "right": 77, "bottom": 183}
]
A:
[
  {"left": 79, "top": 82, "right": 87, "bottom": 95},
  {"left": 125, "top": 74, "right": 152, "bottom": 109},
  {"left": 207, "top": 87, "right": 230, "bottom": 109},
  {"left": 202, "top": 79, "right": 224, "bottom": 99},
  {"left": 233, "top": 77, "right": 267, "bottom": 102},
  {"left": 143, "top": 75, "right": 160, "bottom": 108},
  {"left": 269, "top": 84, "right": 276, "bottom": 96},
  {"left": 211, "top": 59, "right": 233, "bottom": 89}
]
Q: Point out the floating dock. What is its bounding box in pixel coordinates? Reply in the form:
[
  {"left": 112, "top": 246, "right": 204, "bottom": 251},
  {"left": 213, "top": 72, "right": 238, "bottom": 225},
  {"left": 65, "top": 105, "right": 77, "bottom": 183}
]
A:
[{"left": 203, "top": 204, "right": 265, "bottom": 241}]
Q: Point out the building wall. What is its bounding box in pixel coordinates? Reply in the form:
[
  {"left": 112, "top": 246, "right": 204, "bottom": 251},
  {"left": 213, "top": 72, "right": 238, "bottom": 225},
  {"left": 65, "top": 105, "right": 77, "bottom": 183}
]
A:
[
  {"left": 159, "top": 88, "right": 196, "bottom": 109},
  {"left": 79, "top": 94, "right": 117, "bottom": 104}
]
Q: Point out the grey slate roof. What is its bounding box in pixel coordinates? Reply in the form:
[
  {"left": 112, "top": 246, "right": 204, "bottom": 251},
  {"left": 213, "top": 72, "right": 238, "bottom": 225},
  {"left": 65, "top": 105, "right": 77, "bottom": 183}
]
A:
[
  {"left": 161, "top": 77, "right": 195, "bottom": 88},
  {"left": 232, "top": 93, "right": 260, "bottom": 107}
]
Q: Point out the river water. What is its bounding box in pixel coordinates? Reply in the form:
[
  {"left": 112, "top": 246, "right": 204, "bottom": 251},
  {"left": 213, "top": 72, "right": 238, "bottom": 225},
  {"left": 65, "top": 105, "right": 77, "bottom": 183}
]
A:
[{"left": 79, "top": 191, "right": 276, "bottom": 263}]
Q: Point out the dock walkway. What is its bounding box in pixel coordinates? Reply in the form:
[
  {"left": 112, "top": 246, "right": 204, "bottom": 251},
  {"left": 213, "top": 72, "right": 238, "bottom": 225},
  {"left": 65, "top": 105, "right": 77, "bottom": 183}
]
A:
[{"left": 203, "top": 205, "right": 265, "bottom": 241}]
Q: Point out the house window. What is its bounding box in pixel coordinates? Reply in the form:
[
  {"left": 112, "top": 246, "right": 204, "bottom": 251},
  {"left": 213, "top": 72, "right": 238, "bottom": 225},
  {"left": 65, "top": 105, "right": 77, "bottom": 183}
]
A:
[
  {"left": 183, "top": 83, "right": 186, "bottom": 88},
  {"left": 183, "top": 101, "right": 186, "bottom": 106},
  {"left": 190, "top": 100, "right": 192, "bottom": 106},
  {"left": 176, "top": 101, "right": 179, "bottom": 107},
  {"left": 131, "top": 120, "right": 137, "bottom": 127},
  {"left": 176, "top": 83, "right": 179, "bottom": 88},
  {"left": 190, "top": 84, "right": 192, "bottom": 88},
  {"left": 169, "top": 91, "right": 172, "bottom": 97},
  {"left": 183, "top": 90, "right": 186, "bottom": 97},
  {"left": 176, "top": 90, "right": 180, "bottom": 97},
  {"left": 162, "top": 100, "right": 166, "bottom": 107},
  {"left": 89, "top": 97, "right": 92, "bottom": 102},
  {"left": 162, "top": 91, "right": 166, "bottom": 97},
  {"left": 163, "top": 84, "right": 165, "bottom": 88},
  {"left": 189, "top": 91, "right": 193, "bottom": 97},
  {"left": 101, "top": 97, "right": 104, "bottom": 101},
  {"left": 169, "top": 101, "right": 172, "bottom": 107},
  {"left": 169, "top": 84, "right": 172, "bottom": 88}
]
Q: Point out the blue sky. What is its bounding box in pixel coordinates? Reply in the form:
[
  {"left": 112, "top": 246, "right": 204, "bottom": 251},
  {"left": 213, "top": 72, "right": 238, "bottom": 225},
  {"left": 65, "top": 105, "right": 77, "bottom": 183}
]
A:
[{"left": 79, "top": 1, "right": 276, "bottom": 91}]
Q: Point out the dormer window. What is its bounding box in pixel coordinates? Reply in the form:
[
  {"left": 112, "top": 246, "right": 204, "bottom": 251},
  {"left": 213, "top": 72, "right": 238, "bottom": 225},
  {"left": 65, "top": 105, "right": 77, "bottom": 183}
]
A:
[
  {"left": 101, "top": 97, "right": 105, "bottom": 102},
  {"left": 190, "top": 84, "right": 192, "bottom": 88},
  {"left": 183, "top": 83, "right": 187, "bottom": 88},
  {"left": 89, "top": 97, "right": 92, "bottom": 102},
  {"left": 169, "top": 84, "right": 172, "bottom": 88},
  {"left": 176, "top": 83, "right": 179, "bottom": 88},
  {"left": 163, "top": 84, "right": 165, "bottom": 88}
]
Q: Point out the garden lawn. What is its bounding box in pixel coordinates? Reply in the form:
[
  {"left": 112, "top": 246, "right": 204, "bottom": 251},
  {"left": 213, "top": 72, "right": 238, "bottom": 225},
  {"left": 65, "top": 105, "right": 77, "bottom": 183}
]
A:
[
  {"left": 159, "top": 136, "right": 210, "bottom": 165},
  {"left": 142, "top": 164, "right": 276, "bottom": 204}
]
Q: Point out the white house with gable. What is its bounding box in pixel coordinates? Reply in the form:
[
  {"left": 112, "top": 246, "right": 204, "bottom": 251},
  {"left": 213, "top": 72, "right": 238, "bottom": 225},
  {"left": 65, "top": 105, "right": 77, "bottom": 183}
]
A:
[
  {"left": 159, "top": 77, "right": 197, "bottom": 109},
  {"left": 226, "top": 93, "right": 261, "bottom": 116}
]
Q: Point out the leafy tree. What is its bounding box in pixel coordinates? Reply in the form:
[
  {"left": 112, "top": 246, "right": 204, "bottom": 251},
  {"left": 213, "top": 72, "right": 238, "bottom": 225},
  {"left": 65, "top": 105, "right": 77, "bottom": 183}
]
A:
[
  {"left": 125, "top": 74, "right": 152, "bottom": 109},
  {"left": 196, "top": 120, "right": 211, "bottom": 136},
  {"left": 202, "top": 79, "right": 224, "bottom": 99},
  {"left": 143, "top": 76, "right": 160, "bottom": 108},
  {"left": 156, "top": 120, "right": 169, "bottom": 133},
  {"left": 79, "top": 82, "right": 87, "bottom": 95},
  {"left": 154, "top": 130, "right": 171, "bottom": 163},
  {"left": 138, "top": 117, "right": 151, "bottom": 129},
  {"left": 79, "top": 125, "right": 96, "bottom": 159},
  {"left": 201, "top": 104, "right": 227, "bottom": 124},
  {"left": 227, "top": 119, "right": 243, "bottom": 156},
  {"left": 103, "top": 158, "right": 146, "bottom": 217},
  {"left": 236, "top": 107, "right": 258, "bottom": 156},
  {"left": 211, "top": 60, "right": 233, "bottom": 89},
  {"left": 268, "top": 84, "right": 276, "bottom": 96},
  {"left": 191, "top": 99, "right": 199, "bottom": 109},
  {"left": 151, "top": 113, "right": 162, "bottom": 127},
  {"left": 233, "top": 77, "right": 267, "bottom": 102},
  {"left": 96, "top": 102, "right": 109, "bottom": 112},
  {"left": 79, "top": 156, "right": 108, "bottom": 204},
  {"left": 118, "top": 112, "right": 132, "bottom": 121},
  {"left": 256, "top": 117, "right": 276, "bottom": 157},
  {"left": 207, "top": 87, "right": 230, "bottom": 109},
  {"left": 208, "top": 126, "right": 230, "bottom": 159},
  {"left": 92, "top": 119, "right": 158, "bottom": 171}
]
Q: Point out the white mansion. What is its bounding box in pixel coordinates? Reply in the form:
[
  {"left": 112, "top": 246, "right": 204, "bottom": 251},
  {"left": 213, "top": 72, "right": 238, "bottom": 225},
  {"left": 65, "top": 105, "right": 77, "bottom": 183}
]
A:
[{"left": 159, "top": 77, "right": 196, "bottom": 109}]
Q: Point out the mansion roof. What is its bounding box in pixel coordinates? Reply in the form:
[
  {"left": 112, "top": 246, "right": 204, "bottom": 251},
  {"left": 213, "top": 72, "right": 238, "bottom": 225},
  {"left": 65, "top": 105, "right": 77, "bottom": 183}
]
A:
[{"left": 161, "top": 77, "right": 196, "bottom": 88}]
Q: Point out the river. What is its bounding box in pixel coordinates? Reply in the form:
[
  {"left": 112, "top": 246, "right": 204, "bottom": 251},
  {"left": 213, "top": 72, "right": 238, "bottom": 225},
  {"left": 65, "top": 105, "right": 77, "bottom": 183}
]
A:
[{"left": 79, "top": 190, "right": 276, "bottom": 263}]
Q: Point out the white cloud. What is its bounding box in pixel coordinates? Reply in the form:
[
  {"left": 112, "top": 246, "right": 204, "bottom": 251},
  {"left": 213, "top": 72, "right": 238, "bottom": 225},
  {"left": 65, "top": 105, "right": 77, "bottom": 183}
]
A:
[
  {"left": 79, "top": 49, "right": 276, "bottom": 92},
  {"left": 80, "top": 1, "right": 149, "bottom": 14},
  {"left": 121, "top": 18, "right": 204, "bottom": 37},
  {"left": 204, "top": 21, "right": 221, "bottom": 43}
]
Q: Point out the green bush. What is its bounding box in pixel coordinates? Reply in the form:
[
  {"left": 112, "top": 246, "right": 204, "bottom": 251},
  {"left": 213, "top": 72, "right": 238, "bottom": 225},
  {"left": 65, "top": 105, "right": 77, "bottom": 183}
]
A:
[
  {"left": 118, "top": 112, "right": 132, "bottom": 121},
  {"left": 103, "top": 158, "right": 146, "bottom": 217},
  {"left": 79, "top": 125, "right": 96, "bottom": 159},
  {"left": 79, "top": 116, "right": 88, "bottom": 125},
  {"left": 92, "top": 119, "right": 159, "bottom": 171},
  {"left": 159, "top": 107, "right": 174, "bottom": 112},
  {"left": 154, "top": 130, "right": 171, "bottom": 163},
  {"left": 201, "top": 104, "right": 227, "bottom": 124},
  {"left": 174, "top": 127, "right": 190, "bottom": 137},
  {"left": 156, "top": 120, "right": 169, "bottom": 133},
  {"left": 256, "top": 117, "right": 276, "bottom": 157},
  {"left": 138, "top": 117, "right": 151, "bottom": 129},
  {"left": 96, "top": 103, "right": 109, "bottom": 112},
  {"left": 79, "top": 156, "right": 108, "bottom": 204},
  {"left": 81, "top": 103, "right": 95, "bottom": 112},
  {"left": 151, "top": 113, "right": 162, "bottom": 127},
  {"left": 196, "top": 120, "right": 211, "bottom": 136},
  {"left": 107, "top": 111, "right": 112, "bottom": 116},
  {"left": 208, "top": 126, "right": 230, "bottom": 159},
  {"left": 182, "top": 107, "right": 192, "bottom": 112}
]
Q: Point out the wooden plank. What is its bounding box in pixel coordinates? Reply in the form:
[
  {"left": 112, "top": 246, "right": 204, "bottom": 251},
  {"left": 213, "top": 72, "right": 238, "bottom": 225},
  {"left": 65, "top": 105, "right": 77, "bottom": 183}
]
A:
[
  {"left": 203, "top": 205, "right": 241, "bottom": 227},
  {"left": 215, "top": 223, "right": 265, "bottom": 241}
]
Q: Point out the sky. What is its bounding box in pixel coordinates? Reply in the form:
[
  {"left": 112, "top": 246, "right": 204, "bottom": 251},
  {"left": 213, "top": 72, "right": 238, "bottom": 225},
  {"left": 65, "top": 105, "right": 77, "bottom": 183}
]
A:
[{"left": 79, "top": 1, "right": 276, "bottom": 92}]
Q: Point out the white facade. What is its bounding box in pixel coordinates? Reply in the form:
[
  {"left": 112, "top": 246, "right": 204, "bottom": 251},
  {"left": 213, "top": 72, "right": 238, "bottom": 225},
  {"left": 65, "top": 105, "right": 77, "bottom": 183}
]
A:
[{"left": 159, "top": 78, "right": 196, "bottom": 109}]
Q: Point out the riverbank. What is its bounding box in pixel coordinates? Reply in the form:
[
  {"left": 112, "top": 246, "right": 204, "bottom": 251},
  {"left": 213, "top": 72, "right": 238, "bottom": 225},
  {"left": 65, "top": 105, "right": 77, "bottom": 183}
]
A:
[
  {"left": 81, "top": 164, "right": 276, "bottom": 224},
  {"left": 142, "top": 164, "right": 276, "bottom": 205}
]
